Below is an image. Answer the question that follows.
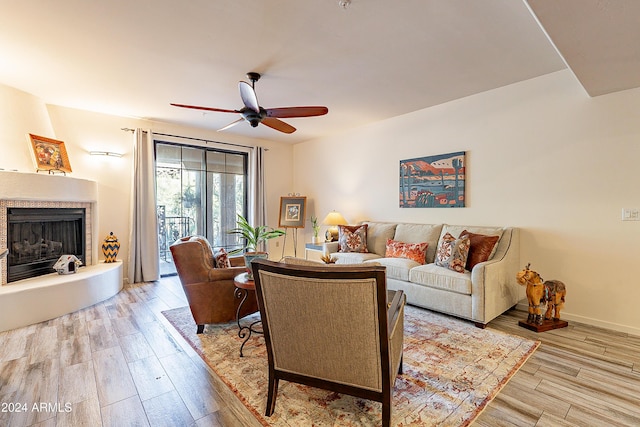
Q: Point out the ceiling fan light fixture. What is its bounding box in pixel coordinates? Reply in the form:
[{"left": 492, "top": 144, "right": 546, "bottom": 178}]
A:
[{"left": 337, "top": 0, "right": 351, "bottom": 9}]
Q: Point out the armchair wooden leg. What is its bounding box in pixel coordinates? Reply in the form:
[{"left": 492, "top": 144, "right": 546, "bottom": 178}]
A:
[
  {"left": 196, "top": 324, "right": 205, "bottom": 334},
  {"left": 265, "top": 376, "right": 279, "bottom": 416},
  {"left": 381, "top": 399, "right": 391, "bottom": 427}
]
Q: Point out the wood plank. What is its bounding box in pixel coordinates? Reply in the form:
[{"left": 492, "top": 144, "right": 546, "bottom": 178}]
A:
[
  {"left": 58, "top": 360, "right": 98, "bottom": 405},
  {"left": 87, "top": 318, "right": 120, "bottom": 352},
  {"left": 159, "top": 350, "right": 220, "bottom": 420},
  {"left": 119, "top": 332, "right": 155, "bottom": 363},
  {"left": 55, "top": 397, "right": 102, "bottom": 427},
  {"left": 141, "top": 389, "right": 195, "bottom": 426},
  {"left": 92, "top": 346, "right": 137, "bottom": 406},
  {"left": 128, "top": 355, "right": 175, "bottom": 401},
  {"left": 100, "top": 395, "right": 150, "bottom": 427}
]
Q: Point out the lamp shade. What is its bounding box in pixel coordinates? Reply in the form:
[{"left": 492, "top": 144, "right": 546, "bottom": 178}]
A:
[{"left": 322, "top": 211, "right": 347, "bottom": 226}]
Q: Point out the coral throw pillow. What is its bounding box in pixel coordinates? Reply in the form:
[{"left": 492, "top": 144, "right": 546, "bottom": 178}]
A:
[
  {"left": 213, "top": 248, "right": 231, "bottom": 268},
  {"left": 460, "top": 230, "right": 500, "bottom": 270},
  {"left": 338, "top": 224, "right": 369, "bottom": 253},
  {"left": 385, "top": 239, "right": 428, "bottom": 264},
  {"left": 435, "top": 232, "right": 471, "bottom": 273}
]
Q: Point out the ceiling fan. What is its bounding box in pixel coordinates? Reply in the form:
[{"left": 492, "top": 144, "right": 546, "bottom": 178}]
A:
[{"left": 171, "top": 72, "right": 328, "bottom": 134}]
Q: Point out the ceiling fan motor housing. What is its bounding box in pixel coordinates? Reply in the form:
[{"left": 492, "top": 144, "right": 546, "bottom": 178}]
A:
[{"left": 241, "top": 107, "right": 267, "bottom": 127}]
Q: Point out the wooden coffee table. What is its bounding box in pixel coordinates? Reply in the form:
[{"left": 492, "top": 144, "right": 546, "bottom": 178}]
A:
[{"left": 233, "top": 272, "right": 262, "bottom": 357}]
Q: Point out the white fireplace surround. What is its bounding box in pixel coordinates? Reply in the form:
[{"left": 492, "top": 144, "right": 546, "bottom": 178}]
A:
[{"left": 0, "top": 171, "right": 123, "bottom": 332}]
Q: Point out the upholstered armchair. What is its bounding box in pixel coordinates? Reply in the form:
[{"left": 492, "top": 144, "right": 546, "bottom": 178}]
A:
[
  {"left": 170, "top": 236, "right": 258, "bottom": 334},
  {"left": 251, "top": 259, "right": 405, "bottom": 427}
]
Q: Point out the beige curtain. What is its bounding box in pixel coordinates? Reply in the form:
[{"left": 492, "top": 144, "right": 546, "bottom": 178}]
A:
[
  {"left": 249, "top": 146, "right": 268, "bottom": 252},
  {"left": 127, "top": 128, "right": 159, "bottom": 283}
]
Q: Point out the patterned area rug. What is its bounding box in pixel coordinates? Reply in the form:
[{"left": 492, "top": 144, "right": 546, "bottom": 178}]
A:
[{"left": 162, "top": 305, "right": 538, "bottom": 426}]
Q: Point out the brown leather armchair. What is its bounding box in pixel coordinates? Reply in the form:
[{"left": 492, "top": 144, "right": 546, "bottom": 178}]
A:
[
  {"left": 170, "top": 236, "right": 258, "bottom": 334},
  {"left": 251, "top": 259, "right": 405, "bottom": 427}
]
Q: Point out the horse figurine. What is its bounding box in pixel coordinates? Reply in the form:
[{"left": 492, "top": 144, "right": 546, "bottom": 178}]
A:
[{"left": 516, "top": 263, "right": 566, "bottom": 325}]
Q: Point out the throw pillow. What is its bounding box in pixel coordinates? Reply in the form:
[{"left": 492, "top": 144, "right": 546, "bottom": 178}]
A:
[
  {"left": 338, "top": 224, "right": 369, "bottom": 253},
  {"left": 461, "top": 230, "right": 500, "bottom": 270},
  {"left": 435, "top": 232, "right": 471, "bottom": 273},
  {"left": 385, "top": 239, "right": 428, "bottom": 264},
  {"left": 213, "top": 248, "right": 231, "bottom": 268}
]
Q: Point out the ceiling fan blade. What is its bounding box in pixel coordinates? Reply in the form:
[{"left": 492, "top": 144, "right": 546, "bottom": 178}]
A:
[
  {"left": 262, "top": 117, "right": 296, "bottom": 134},
  {"left": 265, "top": 106, "right": 328, "bottom": 118},
  {"left": 217, "top": 118, "right": 244, "bottom": 132},
  {"left": 238, "top": 81, "right": 260, "bottom": 113},
  {"left": 170, "top": 103, "right": 239, "bottom": 114}
]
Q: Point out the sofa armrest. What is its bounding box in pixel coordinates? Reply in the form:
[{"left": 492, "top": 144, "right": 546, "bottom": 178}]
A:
[
  {"left": 470, "top": 227, "right": 520, "bottom": 324},
  {"left": 324, "top": 241, "right": 340, "bottom": 254}
]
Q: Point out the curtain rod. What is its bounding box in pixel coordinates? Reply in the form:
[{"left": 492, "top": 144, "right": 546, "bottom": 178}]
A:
[{"left": 120, "top": 128, "right": 256, "bottom": 150}]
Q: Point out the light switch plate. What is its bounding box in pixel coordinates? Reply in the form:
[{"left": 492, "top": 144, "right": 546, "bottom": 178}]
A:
[{"left": 621, "top": 208, "right": 640, "bottom": 221}]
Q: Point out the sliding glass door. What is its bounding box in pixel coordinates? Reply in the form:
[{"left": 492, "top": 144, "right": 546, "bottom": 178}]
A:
[{"left": 155, "top": 142, "right": 247, "bottom": 276}]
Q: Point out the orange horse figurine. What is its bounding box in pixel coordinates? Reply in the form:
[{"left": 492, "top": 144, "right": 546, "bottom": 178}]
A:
[{"left": 516, "top": 264, "right": 566, "bottom": 325}]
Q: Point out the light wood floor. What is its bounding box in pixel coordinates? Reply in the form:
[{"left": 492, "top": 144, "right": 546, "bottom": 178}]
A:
[{"left": 1, "top": 277, "right": 639, "bottom": 427}]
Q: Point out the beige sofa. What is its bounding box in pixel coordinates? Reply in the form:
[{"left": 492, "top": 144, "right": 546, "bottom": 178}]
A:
[{"left": 324, "top": 222, "right": 520, "bottom": 327}]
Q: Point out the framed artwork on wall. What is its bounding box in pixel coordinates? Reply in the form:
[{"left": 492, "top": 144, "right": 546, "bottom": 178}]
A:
[
  {"left": 399, "top": 151, "right": 465, "bottom": 208},
  {"left": 28, "top": 133, "right": 72, "bottom": 173},
  {"left": 278, "top": 196, "right": 307, "bottom": 228}
]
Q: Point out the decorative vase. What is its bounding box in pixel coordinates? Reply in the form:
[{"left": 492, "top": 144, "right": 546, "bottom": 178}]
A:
[
  {"left": 312, "top": 236, "right": 322, "bottom": 244},
  {"left": 102, "top": 232, "right": 120, "bottom": 263},
  {"left": 243, "top": 251, "right": 268, "bottom": 280}
]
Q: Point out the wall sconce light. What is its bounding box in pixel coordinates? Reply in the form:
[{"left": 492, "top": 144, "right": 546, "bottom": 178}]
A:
[
  {"left": 322, "top": 211, "right": 347, "bottom": 241},
  {"left": 89, "top": 151, "right": 123, "bottom": 158}
]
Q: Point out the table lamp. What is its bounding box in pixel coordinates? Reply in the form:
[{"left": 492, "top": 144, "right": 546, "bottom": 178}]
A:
[{"left": 322, "top": 211, "right": 347, "bottom": 241}]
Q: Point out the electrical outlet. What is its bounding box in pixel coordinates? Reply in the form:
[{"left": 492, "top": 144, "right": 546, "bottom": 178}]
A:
[{"left": 621, "top": 208, "right": 640, "bottom": 221}]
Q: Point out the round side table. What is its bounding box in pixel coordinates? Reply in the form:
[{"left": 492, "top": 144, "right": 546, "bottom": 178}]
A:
[{"left": 233, "top": 272, "right": 262, "bottom": 357}]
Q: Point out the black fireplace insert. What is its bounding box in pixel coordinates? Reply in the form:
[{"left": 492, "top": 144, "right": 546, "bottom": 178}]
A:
[{"left": 6, "top": 207, "right": 86, "bottom": 282}]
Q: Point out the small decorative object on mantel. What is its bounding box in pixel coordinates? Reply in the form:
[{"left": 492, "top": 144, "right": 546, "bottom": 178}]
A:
[
  {"left": 53, "top": 255, "right": 82, "bottom": 275},
  {"left": 28, "top": 133, "right": 72, "bottom": 175},
  {"left": 516, "top": 263, "right": 568, "bottom": 332},
  {"left": 102, "top": 232, "right": 121, "bottom": 263}
]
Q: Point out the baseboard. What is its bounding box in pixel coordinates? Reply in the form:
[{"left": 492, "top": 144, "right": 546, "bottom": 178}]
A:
[{"left": 515, "top": 301, "right": 640, "bottom": 336}]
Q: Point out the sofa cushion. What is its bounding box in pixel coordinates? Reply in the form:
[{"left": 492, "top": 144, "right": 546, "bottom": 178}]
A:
[
  {"left": 435, "top": 232, "right": 470, "bottom": 273},
  {"left": 393, "top": 223, "right": 442, "bottom": 264},
  {"left": 460, "top": 230, "right": 500, "bottom": 270},
  {"left": 409, "top": 264, "right": 473, "bottom": 295},
  {"left": 362, "top": 222, "right": 397, "bottom": 256},
  {"left": 213, "top": 248, "right": 231, "bottom": 268},
  {"left": 365, "top": 257, "right": 418, "bottom": 281},
  {"left": 338, "top": 224, "right": 369, "bottom": 253},
  {"left": 333, "top": 252, "right": 381, "bottom": 264},
  {"left": 385, "top": 239, "right": 428, "bottom": 264}
]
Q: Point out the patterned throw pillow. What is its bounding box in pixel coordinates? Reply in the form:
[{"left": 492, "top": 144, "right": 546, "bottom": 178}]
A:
[
  {"left": 213, "top": 248, "right": 231, "bottom": 268},
  {"left": 435, "top": 232, "right": 471, "bottom": 273},
  {"left": 338, "top": 224, "right": 369, "bottom": 253},
  {"left": 460, "top": 230, "right": 500, "bottom": 270},
  {"left": 385, "top": 239, "right": 428, "bottom": 264}
]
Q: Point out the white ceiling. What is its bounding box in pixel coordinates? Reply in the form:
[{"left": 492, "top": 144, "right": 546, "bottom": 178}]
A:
[{"left": 0, "top": 0, "right": 638, "bottom": 144}]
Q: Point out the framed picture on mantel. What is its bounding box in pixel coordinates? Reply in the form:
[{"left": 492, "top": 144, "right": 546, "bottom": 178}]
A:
[{"left": 28, "top": 133, "right": 72, "bottom": 173}]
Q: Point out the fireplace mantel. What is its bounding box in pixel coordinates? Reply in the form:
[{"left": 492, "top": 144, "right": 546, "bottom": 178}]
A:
[{"left": 0, "top": 170, "right": 97, "bottom": 202}]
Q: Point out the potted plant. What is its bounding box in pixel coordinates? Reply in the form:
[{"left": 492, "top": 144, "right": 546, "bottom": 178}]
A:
[
  {"left": 227, "top": 214, "right": 285, "bottom": 277},
  {"left": 310, "top": 215, "right": 321, "bottom": 244}
]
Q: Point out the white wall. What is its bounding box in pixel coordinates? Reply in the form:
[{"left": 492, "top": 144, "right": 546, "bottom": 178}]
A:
[
  {"left": 0, "top": 83, "right": 293, "bottom": 284},
  {"left": 293, "top": 70, "right": 640, "bottom": 335}
]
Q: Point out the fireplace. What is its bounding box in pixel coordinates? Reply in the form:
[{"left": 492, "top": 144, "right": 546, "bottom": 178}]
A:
[{"left": 6, "top": 208, "right": 86, "bottom": 282}]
